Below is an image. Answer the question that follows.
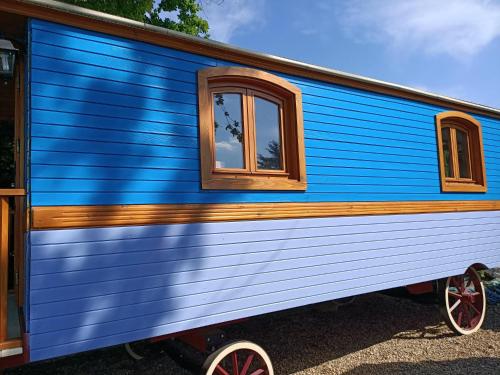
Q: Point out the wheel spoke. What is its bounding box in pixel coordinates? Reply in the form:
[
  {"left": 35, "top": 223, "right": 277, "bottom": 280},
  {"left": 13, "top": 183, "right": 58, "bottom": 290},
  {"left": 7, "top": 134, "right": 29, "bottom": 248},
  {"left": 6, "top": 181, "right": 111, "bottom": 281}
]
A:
[
  {"left": 457, "top": 310, "right": 463, "bottom": 327},
  {"left": 470, "top": 314, "right": 481, "bottom": 328},
  {"left": 240, "top": 354, "right": 255, "bottom": 375},
  {"left": 216, "top": 364, "right": 231, "bottom": 375},
  {"left": 449, "top": 299, "right": 461, "bottom": 312},
  {"left": 448, "top": 290, "right": 462, "bottom": 299},
  {"left": 467, "top": 301, "right": 481, "bottom": 316},
  {"left": 249, "top": 370, "right": 265, "bottom": 375},
  {"left": 462, "top": 304, "right": 472, "bottom": 328},
  {"left": 232, "top": 352, "right": 240, "bottom": 375}
]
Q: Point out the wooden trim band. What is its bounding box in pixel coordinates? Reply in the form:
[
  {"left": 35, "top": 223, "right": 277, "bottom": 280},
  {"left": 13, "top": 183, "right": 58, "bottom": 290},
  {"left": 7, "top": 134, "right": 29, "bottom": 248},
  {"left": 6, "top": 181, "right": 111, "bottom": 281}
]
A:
[
  {"left": 2, "top": 0, "right": 500, "bottom": 119},
  {"left": 31, "top": 201, "right": 500, "bottom": 230},
  {"left": 0, "top": 189, "right": 26, "bottom": 197}
]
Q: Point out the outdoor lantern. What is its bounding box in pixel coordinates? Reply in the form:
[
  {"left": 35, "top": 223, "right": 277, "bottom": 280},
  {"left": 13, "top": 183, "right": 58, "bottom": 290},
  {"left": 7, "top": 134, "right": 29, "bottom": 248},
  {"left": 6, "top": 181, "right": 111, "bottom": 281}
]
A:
[{"left": 0, "top": 38, "right": 18, "bottom": 79}]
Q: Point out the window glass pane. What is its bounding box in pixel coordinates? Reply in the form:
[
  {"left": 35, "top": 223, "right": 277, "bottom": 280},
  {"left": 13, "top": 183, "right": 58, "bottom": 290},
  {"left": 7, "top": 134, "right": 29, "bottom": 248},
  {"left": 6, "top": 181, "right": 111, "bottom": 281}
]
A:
[
  {"left": 255, "top": 97, "right": 282, "bottom": 170},
  {"left": 456, "top": 129, "right": 471, "bottom": 179},
  {"left": 441, "top": 127, "right": 453, "bottom": 178},
  {"left": 213, "top": 93, "right": 244, "bottom": 169}
]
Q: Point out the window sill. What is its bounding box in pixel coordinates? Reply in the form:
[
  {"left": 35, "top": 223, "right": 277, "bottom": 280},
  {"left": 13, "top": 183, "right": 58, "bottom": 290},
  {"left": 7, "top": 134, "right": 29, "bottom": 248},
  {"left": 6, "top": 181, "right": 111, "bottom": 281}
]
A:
[
  {"left": 441, "top": 182, "right": 487, "bottom": 193},
  {"left": 202, "top": 175, "right": 307, "bottom": 190}
]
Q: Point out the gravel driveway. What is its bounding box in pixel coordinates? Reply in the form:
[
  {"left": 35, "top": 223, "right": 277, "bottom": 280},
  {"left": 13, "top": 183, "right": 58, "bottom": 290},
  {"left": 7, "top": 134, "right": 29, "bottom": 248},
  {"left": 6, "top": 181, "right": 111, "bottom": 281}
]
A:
[{"left": 6, "top": 292, "right": 500, "bottom": 375}]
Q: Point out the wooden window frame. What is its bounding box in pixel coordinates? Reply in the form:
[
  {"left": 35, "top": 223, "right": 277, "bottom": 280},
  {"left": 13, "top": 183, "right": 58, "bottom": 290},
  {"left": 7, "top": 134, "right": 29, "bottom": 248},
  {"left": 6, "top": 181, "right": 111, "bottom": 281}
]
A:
[
  {"left": 435, "top": 111, "right": 487, "bottom": 192},
  {"left": 198, "top": 67, "right": 306, "bottom": 190}
]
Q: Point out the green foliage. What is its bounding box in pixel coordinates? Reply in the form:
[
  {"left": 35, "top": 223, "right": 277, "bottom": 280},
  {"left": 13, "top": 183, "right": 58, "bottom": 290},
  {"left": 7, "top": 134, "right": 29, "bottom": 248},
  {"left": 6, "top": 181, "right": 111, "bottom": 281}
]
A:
[
  {"left": 147, "top": 0, "right": 209, "bottom": 37},
  {"left": 214, "top": 93, "right": 244, "bottom": 143},
  {"left": 257, "top": 140, "right": 281, "bottom": 170},
  {"left": 61, "top": 0, "right": 209, "bottom": 37}
]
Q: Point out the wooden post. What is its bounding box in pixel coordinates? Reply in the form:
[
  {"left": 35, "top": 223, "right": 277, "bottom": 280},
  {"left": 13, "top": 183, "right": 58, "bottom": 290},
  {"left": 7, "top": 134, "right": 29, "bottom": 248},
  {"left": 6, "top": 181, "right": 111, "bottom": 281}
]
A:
[{"left": 0, "top": 197, "right": 9, "bottom": 343}]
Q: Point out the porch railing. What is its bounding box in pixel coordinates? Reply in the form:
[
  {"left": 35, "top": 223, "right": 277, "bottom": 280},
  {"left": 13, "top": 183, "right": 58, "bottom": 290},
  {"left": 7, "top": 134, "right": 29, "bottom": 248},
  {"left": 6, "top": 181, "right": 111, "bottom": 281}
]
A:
[{"left": 0, "top": 189, "right": 25, "bottom": 346}]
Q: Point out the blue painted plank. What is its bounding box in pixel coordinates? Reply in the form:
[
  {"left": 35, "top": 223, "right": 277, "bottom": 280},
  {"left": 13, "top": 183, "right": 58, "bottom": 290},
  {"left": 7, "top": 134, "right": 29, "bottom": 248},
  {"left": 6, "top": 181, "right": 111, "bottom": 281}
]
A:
[
  {"left": 32, "top": 96, "right": 198, "bottom": 126},
  {"left": 286, "top": 76, "right": 441, "bottom": 115},
  {"left": 303, "top": 109, "right": 431, "bottom": 131},
  {"left": 31, "top": 19, "right": 217, "bottom": 67},
  {"left": 304, "top": 138, "right": 436, "bottom": 158},
  {"left": 32, "top": 83, "right": 197, "bottom": 116},
  {"left": 31, "top": 192, "right": 498, "bottom": 207},
  {"left": 32, "top": 42, "right": 197, "bottom": 83},
  {"left": 31, "top": 179, "right": 200, "bottom": 193},
  {"left": 31, "top": 177, "right": 439, "bottom": 194},
  {"left": 302, "top": 101, "right": 431, "bottom": 129},
  {"left": 31, "top": 124, "right": 198, "bottom": 148},
  {"left": 32, "top": 28, "right": 208, "bottom": 73},
  {"left": 300, "top": 91, "right": 433, "bottom": 124},
  {"left": 31, "top": 165, "right": 201, "bottom": 182},
  {"left": 304, "top": 133, "right": 435, "bottom": 153},
  {"left": 32, "top": 110, "right": 198, "bottom": 134},
  {"left": 32, "top": 137, "right": 197, "bottom": 159},
  {"left": 30, "top": 164, "right": 438, "bottom": 182},
  {"left": 32, "top": 150, "right": 199, "bottom": 170},
  {"left": 306, "top": 166, "right": 437, "bottom": 178},
  {"left": 304, "top": 121, "right": 435, "bottom": 146},
  {"left": 32, "top": 55, "right": 197, "bottom": 94},
  {"left": 32, "top": 69, "right": 198, "bottom": 105},
  {"left": 303, "top": 108, "right": 433, "bottom": 138}
]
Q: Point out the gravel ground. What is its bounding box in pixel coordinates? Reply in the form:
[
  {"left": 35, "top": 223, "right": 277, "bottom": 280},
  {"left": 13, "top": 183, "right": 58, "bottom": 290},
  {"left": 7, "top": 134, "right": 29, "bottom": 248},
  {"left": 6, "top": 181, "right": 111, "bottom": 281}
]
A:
[{"left": 6, "top": 291, "right": 500, "bottom": 375}]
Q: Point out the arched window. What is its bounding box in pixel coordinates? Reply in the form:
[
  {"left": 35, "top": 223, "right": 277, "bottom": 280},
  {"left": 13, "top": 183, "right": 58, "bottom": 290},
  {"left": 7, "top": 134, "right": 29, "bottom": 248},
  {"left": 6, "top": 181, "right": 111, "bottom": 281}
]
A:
[
  {"left": 198, "top": 67, "right": 306, "bottom": 190},
  {"left": 435, "top": 111, "right": 486, "bottom": 192}
]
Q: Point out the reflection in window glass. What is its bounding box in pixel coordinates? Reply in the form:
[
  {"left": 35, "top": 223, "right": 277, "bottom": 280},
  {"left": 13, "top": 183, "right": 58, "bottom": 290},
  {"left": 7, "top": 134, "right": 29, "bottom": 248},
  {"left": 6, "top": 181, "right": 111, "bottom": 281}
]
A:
[
  {"left": 456, "top": 129, "right": 471, "bottom": 179},
  {"left": 441, "top": 127, "right": 452, "bottom": 178},
  {"left": 213, "top": 93, "right": 244, "bottom": 169},
  {"left": 255, "top": 97, "right": 282, "bottom": 170}
]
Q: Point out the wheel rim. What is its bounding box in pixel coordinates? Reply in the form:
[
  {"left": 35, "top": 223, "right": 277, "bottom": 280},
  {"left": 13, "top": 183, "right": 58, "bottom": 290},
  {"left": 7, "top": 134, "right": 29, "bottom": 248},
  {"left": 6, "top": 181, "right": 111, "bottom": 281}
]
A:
[
  {"left": 444, "top": 267, "right": 486, "bottom": 334},
  {"left": 204, "top": 341, "right": 273, "bottom": 375},
  {"left": 214, "top": 349, "right": 268, "bottom": 375}
]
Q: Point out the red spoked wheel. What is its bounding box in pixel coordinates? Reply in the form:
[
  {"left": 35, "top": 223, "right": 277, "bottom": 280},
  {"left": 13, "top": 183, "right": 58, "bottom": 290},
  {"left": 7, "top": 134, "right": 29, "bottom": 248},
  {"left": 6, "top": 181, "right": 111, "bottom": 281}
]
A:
[
  {"left": 202, "top": 340, "right": 273, "bottom": 375},
  {"left": 440, "top": 267, "right": 487, "bottom": 335}
]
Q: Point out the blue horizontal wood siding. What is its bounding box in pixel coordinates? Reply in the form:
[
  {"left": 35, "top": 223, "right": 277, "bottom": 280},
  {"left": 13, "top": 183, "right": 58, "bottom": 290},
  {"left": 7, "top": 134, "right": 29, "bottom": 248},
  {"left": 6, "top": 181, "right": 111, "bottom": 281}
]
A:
[
  {"left": 28, "top": 210, "right": 500, "bottom": 361},
  {"left": 28, "top": 19, "right": 500, "bottom": 206}
]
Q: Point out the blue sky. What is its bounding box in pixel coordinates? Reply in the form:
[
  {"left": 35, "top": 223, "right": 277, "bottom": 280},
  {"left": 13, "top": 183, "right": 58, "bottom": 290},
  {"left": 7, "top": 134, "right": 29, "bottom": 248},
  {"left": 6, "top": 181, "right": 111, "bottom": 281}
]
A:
[{"left": 200, "top": 0, "right": 500, "bottom": 109}]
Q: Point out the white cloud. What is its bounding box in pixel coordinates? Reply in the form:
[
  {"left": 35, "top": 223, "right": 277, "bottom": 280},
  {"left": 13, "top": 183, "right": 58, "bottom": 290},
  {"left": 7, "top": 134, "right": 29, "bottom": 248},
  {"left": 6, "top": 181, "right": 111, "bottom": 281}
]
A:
[
  {"left": 341, "top": 0, "right": 500, "bottom": 58},
  {"left": 215, "top": 140, "right": 237, "bottom": 151},
  {"left": 202, "top": 0, "right": 265, "bottom": 43}
]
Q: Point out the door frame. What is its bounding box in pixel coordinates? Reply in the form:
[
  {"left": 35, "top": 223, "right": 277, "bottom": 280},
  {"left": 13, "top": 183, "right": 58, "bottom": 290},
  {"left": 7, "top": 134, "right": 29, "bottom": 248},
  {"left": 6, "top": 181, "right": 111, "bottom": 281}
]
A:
[
  {"left": 13, "top": 53, "right": 25, "bottom": 309},
  {"left": 0, "top": 52, "right": 25, "bottom": 351}
]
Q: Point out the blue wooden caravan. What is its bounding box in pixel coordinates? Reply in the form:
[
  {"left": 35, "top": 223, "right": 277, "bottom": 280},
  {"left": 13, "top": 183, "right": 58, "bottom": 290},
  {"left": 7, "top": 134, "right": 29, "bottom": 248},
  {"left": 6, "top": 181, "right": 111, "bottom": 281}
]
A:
[{"left": 1, "top": 1, "right": 499, "bottom": 373}]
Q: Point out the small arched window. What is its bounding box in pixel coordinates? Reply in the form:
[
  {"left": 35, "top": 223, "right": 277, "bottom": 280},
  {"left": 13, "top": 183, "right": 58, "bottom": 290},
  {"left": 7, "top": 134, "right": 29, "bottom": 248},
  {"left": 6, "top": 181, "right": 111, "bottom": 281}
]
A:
[
  {"left": 435, "top": 111, "right": 486, "bottom": 192},
  {"left": 198, "top": 67, "right": 306, "bottom": 190}
]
